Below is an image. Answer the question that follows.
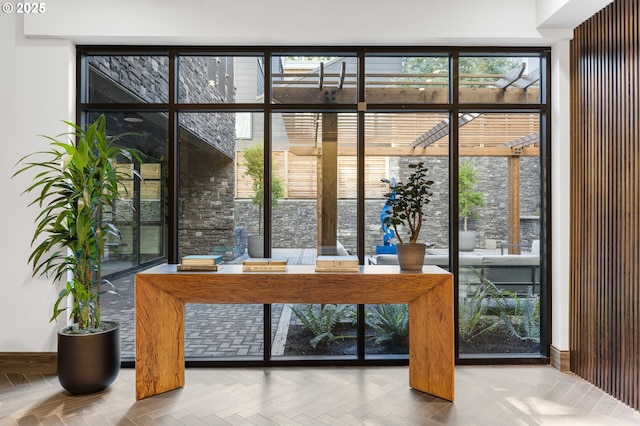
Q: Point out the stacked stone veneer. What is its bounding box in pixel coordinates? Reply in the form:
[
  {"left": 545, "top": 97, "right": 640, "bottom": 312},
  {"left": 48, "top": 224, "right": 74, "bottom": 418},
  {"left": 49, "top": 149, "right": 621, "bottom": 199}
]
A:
[
  {"left": 178, "top": 143, "right": 236, "bottom": 257},
  {"left": 89, "top": 56, "right": 170, "bottom": 103},
  {"left": 89, "top": 56, "right": 235, "bottom": 159}
]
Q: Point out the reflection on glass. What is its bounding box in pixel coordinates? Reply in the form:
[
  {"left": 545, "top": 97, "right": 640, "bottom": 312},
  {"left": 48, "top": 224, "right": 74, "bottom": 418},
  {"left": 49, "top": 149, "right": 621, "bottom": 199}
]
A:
[
  {"left": 459, "top": 56, "right": 541, "bottom": 104},
  {"left": 85, "top": 112, "right": 168, "bottom": 276},
  {"left": 365, "top": 55, "right": 450, "bottom": 104},
  {"left": 458, "top": 113, "right": 541, "bottom": 355},
  {"left": 95, "top": 111, "right": 168, "bottom": 361}
]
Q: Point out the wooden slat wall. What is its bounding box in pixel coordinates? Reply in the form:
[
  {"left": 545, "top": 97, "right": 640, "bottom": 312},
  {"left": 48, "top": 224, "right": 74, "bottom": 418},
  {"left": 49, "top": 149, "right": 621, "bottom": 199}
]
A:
[
  {"left": 570, "top": 0, "right": 640, "bottom": 411},
  {"left": 236, "top": 152, "right": 387, "bottom": 199}
]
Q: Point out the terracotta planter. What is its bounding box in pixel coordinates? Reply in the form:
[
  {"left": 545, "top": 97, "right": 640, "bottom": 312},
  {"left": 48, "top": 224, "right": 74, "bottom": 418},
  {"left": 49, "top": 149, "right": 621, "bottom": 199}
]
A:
[
  {"left": 57, "top": 321, "right": 120, "bottom": 394},
  {"left": 396, "top": 243, "right": 426, "bottom": 271}
]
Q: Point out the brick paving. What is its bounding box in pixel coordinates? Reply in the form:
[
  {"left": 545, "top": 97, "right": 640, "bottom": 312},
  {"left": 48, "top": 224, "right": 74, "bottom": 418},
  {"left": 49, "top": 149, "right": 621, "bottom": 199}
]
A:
[{"left": 101, "top": 249, "right": 317, "bottom": 360}]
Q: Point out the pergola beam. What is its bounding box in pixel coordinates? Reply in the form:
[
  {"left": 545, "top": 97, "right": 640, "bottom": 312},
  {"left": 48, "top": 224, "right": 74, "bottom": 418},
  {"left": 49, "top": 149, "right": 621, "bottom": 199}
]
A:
[
  {"left": 508, "top": 156, "right": 521, "bottom": 254},
  {"left": 318, "top": 113, "right": 338, "bottom": 254},
  {"left": 500, "top": 132, "right": 540, "bottom": 148},
  {"left": 290, "top": 146, "right": 539, "bottom": 157},
  {"left": 411, "top": 113, "right": 481, "bottom": 148},
  {"left": 272, "top": 87, "right": 540, "bottom": 104}
]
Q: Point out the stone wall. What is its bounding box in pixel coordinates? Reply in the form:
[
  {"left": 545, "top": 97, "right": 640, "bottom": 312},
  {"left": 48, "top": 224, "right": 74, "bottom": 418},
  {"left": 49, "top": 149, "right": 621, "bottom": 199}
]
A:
[
  {"left": 89, "top": 56, "right": 169, "bottom": 103},
  {"left": 178, "top": 143, "right": 236, "bottom": 257},
  {"left": 470, "top": 155, "right": 540, "bottom": 249},
  {"left": 112, "top": 154, "right": 540, "bottom": 258},
  {"left": 177, "top": 57, "right": 236, "bottom": 158},
  {"left": 234, "top": 199, "right": 389, "bottom": 254},
  {"left": 234, "top": 154, "right": 541, "bottom": 256}
]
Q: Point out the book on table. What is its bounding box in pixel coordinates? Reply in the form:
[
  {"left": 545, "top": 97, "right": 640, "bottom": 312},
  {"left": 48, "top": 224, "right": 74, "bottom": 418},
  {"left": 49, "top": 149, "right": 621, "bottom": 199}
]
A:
[
  {"left": 242, "top": 258, "right": 288, "bottom": 272},
  {"left": 315, "top": 255, "right": 359, "bottom": 272},
  {"left": 181, "top": 254, "right": 223, "bottom": 266},
  {"left": 315, "top": 255, "right": 359, "bottom": 267},
  {"left": 314, "top": 266, "right": 360, "bottom": 272},
  {"left": 176, "top": 264, "right": 218, "bottom": 272}
]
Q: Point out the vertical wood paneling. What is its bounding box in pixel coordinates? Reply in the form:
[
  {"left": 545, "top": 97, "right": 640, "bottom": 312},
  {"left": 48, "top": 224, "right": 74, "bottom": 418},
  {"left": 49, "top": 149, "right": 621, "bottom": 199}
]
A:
[{"left": 570, "top": 0, "right": 640, "bottom": 411}]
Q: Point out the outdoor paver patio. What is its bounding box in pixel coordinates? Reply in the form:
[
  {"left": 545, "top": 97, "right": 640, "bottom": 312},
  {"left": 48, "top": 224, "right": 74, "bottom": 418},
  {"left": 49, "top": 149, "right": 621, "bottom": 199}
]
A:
[{"left": 101, "top": 248, "right": 317, "bottom": 360}]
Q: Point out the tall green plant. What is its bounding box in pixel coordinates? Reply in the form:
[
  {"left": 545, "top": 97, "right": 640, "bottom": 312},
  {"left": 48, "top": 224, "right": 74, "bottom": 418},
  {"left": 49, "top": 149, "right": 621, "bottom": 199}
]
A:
[
  {"left": 242, "top": 145, "right": 284, "bottom": 234},
  {"left": 13, "top": 115, "right": 142, "bottom": 331},
  {"left": 382, "top": 162, "right": 434, "bottom": 244},
  {"left": 459, "top": 160, "right": 484, "bottom": 232}
]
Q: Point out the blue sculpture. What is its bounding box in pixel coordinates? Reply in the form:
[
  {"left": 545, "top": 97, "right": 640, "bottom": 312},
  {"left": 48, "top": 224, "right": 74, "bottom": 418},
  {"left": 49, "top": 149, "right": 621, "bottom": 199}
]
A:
[{"left": 377, "top": 178, "right": 397, "bottom": 254}]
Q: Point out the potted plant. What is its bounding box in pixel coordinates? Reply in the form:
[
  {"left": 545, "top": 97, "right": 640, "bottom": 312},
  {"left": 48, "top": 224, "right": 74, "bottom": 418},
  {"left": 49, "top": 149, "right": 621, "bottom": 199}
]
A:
[
  {"left": 382, "top": 162, "right": 434, "bottom": 270},
  {"left": 242, "top": 145, "right": 284, "bottom": 257},
  {"left": 13, "top": 115, "right": 142, "bottom": 394},
  {"left": 459, "top": 160, "right": 485, "bottom": 251}
]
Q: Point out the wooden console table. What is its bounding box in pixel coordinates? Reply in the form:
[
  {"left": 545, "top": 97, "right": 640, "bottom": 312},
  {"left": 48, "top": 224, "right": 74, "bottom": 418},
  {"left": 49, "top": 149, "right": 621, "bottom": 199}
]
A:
[{"left": 135, "top": 264, "right": 454, "bottom": 401}]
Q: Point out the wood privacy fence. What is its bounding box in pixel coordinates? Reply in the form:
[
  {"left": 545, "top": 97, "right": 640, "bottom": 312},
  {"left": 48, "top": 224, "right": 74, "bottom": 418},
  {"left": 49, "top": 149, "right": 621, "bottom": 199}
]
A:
[{"left": 570, "top": 0, "right": 640, "bottom": 411}]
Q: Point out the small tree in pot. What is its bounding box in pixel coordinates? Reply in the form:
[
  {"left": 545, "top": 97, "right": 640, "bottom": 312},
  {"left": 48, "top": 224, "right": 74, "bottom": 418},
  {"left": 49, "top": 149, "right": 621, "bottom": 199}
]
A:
[
  {"left": 13, "top": 115, "right": 142, "bottom": 394},
  {"left": 242, "top": 145, "right": 284, "bottom": 257},
  {"left": 382, "top": 162, "right": 434, "bottom": 270},
  {"left": 459, "top": 160, "right": 484, "bottom": 251}
]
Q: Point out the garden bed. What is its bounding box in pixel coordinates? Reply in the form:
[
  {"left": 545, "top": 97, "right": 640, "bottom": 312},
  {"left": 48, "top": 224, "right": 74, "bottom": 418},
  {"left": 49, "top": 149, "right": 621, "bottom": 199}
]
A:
[
  {"left": 283, "top": 323, "right": 408, "bottom": 356},
  {"left": 284, "top": 323, "right": 539, "bottom": 356}
]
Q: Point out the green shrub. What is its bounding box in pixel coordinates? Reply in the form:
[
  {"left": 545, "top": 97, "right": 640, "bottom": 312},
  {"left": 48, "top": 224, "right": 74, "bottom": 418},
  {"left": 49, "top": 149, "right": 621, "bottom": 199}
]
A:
[
  {"left": 365, "top": 304, "right": 409, "bottom": 347},
  {"left": 460, "top": 274, "right": 541, "bottom": 345},
  {"left": 459, "top": 275, "right": 513, "bottom": 343},
  {"left": 290, "top": 304, "right": 354, "bottom": 348},
  {"left": 506, "top": 287, "right": 541, "bottom": 343}
]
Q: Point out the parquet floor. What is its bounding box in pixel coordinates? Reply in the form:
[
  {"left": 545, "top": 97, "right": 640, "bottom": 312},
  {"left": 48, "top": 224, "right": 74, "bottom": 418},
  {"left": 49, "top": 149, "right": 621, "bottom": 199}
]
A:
[{"left": 2, "top": 365, "right": 640, "bottom": 425}]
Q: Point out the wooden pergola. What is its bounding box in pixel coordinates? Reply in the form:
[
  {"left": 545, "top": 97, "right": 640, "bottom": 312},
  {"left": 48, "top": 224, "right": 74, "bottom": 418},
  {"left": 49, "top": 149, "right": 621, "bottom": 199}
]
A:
[{"left": 271, "top": 70, "right": 540, "bottom": 254}]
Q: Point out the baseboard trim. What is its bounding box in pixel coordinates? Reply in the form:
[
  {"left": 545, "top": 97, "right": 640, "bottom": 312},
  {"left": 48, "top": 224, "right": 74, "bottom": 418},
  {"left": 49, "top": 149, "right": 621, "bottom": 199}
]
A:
[
  {"left": 550, "top": 345, "right": 570, "bottom": 371},
  {"left": 0, "top": 352, "right": 57, "bottom": 374}
]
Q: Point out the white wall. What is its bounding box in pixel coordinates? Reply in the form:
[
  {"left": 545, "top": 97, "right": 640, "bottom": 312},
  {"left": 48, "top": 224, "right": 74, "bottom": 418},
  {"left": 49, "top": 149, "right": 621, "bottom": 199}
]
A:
[
  {"left": 550, "top": 40, "right": 571, "bottom": 352},
  {"left": 1, "top": 0, "right": 605, "bottom": 352},
  {"left": 537, "top": 0, "right": 614, "bottom": 28},
  {"left": 23, "top": 0, "right": 545, "bottom": 46},
  {"left": 1, "top": 14, "right": 74, "bottom": 351}
]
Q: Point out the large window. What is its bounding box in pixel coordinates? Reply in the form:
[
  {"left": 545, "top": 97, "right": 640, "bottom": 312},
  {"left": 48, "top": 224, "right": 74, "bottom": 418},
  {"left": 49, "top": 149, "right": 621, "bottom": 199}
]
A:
[{"left": 81, "top": 47, "right": 549, "bottom": 365}]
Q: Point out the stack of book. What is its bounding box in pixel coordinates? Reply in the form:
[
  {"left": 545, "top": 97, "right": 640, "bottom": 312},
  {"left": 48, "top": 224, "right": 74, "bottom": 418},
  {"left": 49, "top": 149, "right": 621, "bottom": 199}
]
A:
[
  {"left": 242, "top": 258, "right": 288, "bottom": 272},
  {"left": 177, "top": 254, "right": 222, "bottom": 271},
  {"left": 315, "top": 255, "right": 360, "bottom": 272}
]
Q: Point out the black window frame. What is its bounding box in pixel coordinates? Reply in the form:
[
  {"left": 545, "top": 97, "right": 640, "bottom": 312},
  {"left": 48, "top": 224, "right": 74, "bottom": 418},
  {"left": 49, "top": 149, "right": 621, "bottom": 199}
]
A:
[{"left": 77, "top": 45, "right": 552, "bottom": 367}]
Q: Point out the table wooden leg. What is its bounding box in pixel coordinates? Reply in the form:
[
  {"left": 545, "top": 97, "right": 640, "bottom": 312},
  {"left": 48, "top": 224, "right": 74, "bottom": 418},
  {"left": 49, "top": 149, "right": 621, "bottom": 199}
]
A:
[
  {"left": 409, "top": 280, "right": 455, "bottom": 401},
  {"left": 135, "top": 275, "right": 186, "bottom": 400}
]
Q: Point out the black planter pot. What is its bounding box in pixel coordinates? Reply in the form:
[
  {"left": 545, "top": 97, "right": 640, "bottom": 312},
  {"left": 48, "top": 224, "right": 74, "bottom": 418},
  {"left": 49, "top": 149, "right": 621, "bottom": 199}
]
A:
[{"left": 57, "top": 321, "right": 121, "bottom": 394}]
